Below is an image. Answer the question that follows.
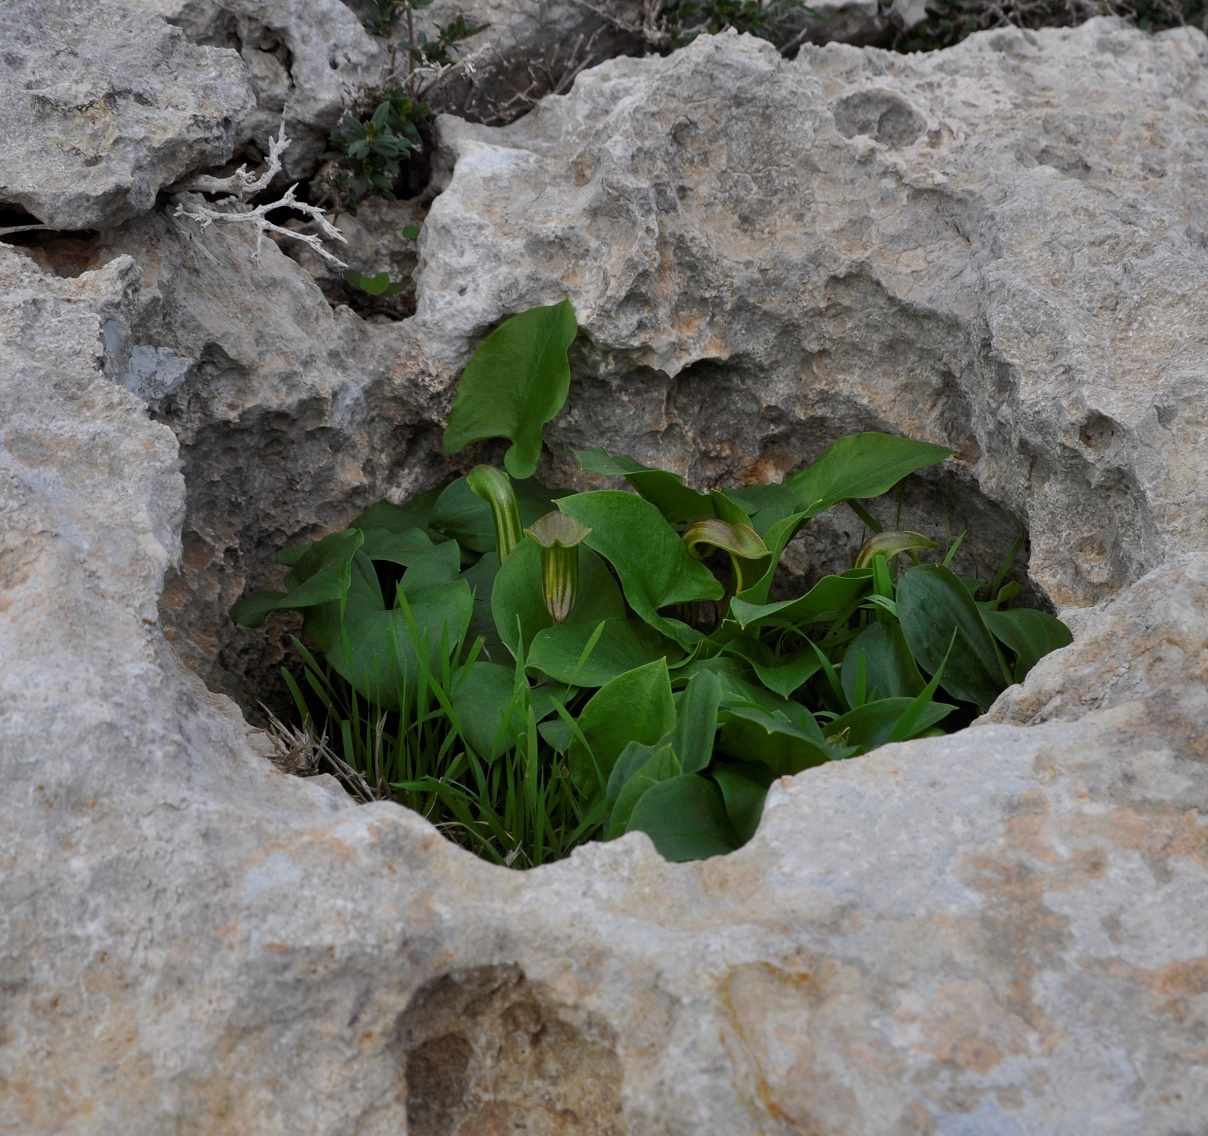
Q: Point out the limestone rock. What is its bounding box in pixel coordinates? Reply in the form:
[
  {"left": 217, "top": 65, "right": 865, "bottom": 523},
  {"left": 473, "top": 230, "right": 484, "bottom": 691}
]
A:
[
  {"left": 420, "top": 21, "right": 1208, "bottom": 608},
  {"left": 3, "top": 16, "right": 1208, "bottom": 1136},
  {"left": 115, "top": 0, "right": 388, "bottom": 177},
  {"left": 0, "top": 0, "right": 254, "bottom": 230}
]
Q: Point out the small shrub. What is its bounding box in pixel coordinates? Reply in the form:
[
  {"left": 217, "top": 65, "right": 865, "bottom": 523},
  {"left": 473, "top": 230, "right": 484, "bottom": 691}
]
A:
[
  {"left": 322, "top": 1, "right": 483, "bottom": 210},
  {"left": 234, "top": 301, "right": 1071, "bottom": 865}
]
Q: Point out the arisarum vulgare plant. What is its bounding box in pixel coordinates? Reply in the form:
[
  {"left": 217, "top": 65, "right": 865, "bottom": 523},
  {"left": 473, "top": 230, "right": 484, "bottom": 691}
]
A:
[{"left": 234, "top": 299, "right": 1072, "bottom": 866}]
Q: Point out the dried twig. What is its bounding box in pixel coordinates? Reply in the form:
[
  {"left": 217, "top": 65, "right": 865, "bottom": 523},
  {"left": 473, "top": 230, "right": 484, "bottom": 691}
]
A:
[
  {"left": 171, "top": 124, "right": 349, "bottom": 268},
  {"left": 0, "top": 223, "right": 57, "bottom": 238},
  {"left": 258, "top": 703, "right": 382, "bottom": 803}
]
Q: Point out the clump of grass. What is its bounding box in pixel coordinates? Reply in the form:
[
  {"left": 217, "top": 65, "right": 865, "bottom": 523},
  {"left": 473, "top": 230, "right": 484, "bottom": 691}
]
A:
[{"left": 281, "top": 637, "right": 602, "bottom": 868}]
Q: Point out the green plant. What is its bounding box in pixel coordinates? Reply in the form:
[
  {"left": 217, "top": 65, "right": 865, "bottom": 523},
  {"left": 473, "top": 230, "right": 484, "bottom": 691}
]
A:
[
  {"left": 660, "top": 0, "right": 822, "bottom": 48},
  {"left": 234, "top": 299, "right": 1071, "bottom": 865},
  {"left": 344, "top": 269, "right": 409, "bottom": 297},
  {"left": 324, "top": 2, "right": 484, "bottom": 210},
  {"left": 323, "top": 90, "right": 428, "bottom": 204}
]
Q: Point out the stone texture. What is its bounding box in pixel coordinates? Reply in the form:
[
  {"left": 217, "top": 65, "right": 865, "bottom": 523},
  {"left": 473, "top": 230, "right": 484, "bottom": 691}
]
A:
[
  {"left": 115, "top": 0, "right": 388, "bottom": 177},
  {"left": 419, "top": 21, "right": 1208, "bottom": 610},
  {"left": 3, "top": 15, "right": 1208, "bottom": 1136},
  {"left": 0, "top": 0, "right": 254, "bottom": 229}
]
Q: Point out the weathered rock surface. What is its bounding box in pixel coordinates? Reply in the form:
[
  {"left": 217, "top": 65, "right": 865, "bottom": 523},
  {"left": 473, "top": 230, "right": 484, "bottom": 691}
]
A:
[
  {"left": 3, "top": 14, "right": 1208, "bottom": 1136},
  {"left": 419, "top": 21, "right": 1208, "bottom": 610},
  {"left": 0, "top": 0, "right": 254, "bottom": 229},
  {"left": 113, "top": 0, "right": 387, "bottom": 177}
]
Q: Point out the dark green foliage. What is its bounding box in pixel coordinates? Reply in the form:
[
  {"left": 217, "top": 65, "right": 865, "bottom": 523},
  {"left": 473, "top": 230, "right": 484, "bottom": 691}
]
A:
[
  {"left": 344, "top": 270, "right": 409, "bottom": 297},
  {"left": 234, "top": 300, "right": 1071, "bottom": 866},
  {"left": 325, "top": 1, "right": 483, "bottom": 209},
  {"left": 661, "top": 0, "right": 822, "bottom": 46},
  {"left": 324, "top": 91, "right": 427, "bottom": 204}
]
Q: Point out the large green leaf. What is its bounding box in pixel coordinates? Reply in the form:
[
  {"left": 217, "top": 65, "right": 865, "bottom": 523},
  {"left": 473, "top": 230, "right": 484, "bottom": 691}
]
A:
[
  {"left": 349, "top": 489, "right": 443, "bottom": 536},
  {"left": 984, "top": 608, "right": 1072, "bottom": 681},
  {"left": 318, "top": 590, "right": 473, "bottom": 711},
  {"left": 442, "top": 300, "right": 578, "bottom": 479},
  {"left": 711, "top": 761, "right": 775, "bottom": 846},
  {"left": 787, "top": 433, "right": 952, "bottom": 514},
  {"left": 721, "top": 637, "right": 820, "bottom": 698},
  {"left": 576, "top": 448, "right": 714, "bottom": 523},
  {"left": 301, "top": 544, "right": 473, "bottom": 709},
  {"left": 231, "top": 528, "right": 364, "bottom": 628},
  {"left": 356, "top": 526, "right": 437, "bottom": 567},
  {"left": 730, "top": 570, "right": 872, "bottom": 632},
  {"left": 567, "top": 659, "right": 675, "bottom": 794},
  {"left": 556, "top": 491, "right": 723, "bottom": 646},
  {"left": 669, "top": 670, "right": 723, "bottom": 775},
  {"left": 450, "top": 661, "right": 526, "bottom": 760},
  {"left": 897, "top": 564, "right": 1012, "bottom": 713},
  {"left": 626, "top": 774, "right": 737, "bottom": 861},
  {"left": 490, "top": 536, "right": 624, "bottom": 660},
  {"left": 716, "top": 705, "right": 835, "bottom": 777},
  {"left": 841, "top": 621, "right": 925, "bottom": 706},
  {"left": 527, "top": 616, "right": 682, "bottom": 687},
  {"left": 724, "top": 434, "right": 950, "bottom": 597},
  {"left": 826, "top": 696, "right": 955, "bottom": 752},
  {"left": 605, "top": 742, "right": 681, "bottom": 840}
]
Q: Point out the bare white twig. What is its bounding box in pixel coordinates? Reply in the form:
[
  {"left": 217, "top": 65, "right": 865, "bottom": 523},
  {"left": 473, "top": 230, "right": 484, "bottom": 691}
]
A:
[
  {"left": 570, "top": 0, "right": 671, "bottom": 49},
  {"left": 174, "top": 123, "right": 291, "bottom": 196},
  {"left": 171, "top": 124, "right": 349, "bottom": 268},
  {"left": 0, "top": 224, "right": 57, "bottom": 238}
]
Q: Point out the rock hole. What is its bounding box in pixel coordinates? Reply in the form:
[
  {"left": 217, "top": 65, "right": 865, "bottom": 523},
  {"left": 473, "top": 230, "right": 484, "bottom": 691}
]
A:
[
  {"left": 1078, "top": 411, "right": 1117, "bottom": 452},
  {"left": 398, "top": 965, "right": 626, "bottom": 1136},
  {"left": 832, "top": 89, "right": 926, "bottom": 148}
]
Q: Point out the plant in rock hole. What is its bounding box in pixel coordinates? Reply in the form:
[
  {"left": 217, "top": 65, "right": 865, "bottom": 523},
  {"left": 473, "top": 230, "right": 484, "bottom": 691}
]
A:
[
  {"left": 321, "top": 1, "right": 484, "bottom": 212},
  {"left": 233, "top": 300, "right": 1071, "bottom": 865}
]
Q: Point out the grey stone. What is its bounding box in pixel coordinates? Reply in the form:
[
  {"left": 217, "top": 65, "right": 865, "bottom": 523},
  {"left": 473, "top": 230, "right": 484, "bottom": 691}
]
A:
[
  {"left": 3, "top": 16, "right": 1208, "bottom": 1136},
  {"left": 419, "top": 21, "right": 1208, "bottom": 609},
  {"left": 115, "top": 0, "right": 388, "bottom": 177},
  {"left": 122, "top": 344, "right": 197, "bottom": 403},
  {"left": 0, "top": 0, "right": 254, "bottom": 230}
]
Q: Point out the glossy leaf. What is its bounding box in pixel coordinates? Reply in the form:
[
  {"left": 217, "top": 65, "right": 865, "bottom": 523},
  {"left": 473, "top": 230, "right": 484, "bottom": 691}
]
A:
[
  {"left": 716, "top": 705, "right": 835, "bottom": 777},
  {"left": 826, "top": 696, "right": 956, "bottom": 752},
  {"left": 730, "top": 570, "right": 871, "bottom": 632},
  {"left": 450, "top": 661, "right": 526, "bottom": 759},
  {"left": 232, "top": 528, "right": 363, "bottom": 628},
  {"left": 576, "top": 447, "right": 713, "bottom": 523},
  {"left": 606, "top": 743, "right": 681, "bottom": 840},
  {"left": 626, "top": 774, "right": 737, "bottom": 861},
  {"left": 556, "top": 491, "right": 723, "bottom": 646},
  {"left": 442, "top": 299, "right": 578, "bottom": 479},
  {"left": 567, "top": 659, "right": 675, "bottom": 794},
  {"left": 669, "top": 670, "right": 723, "bottom": 775},
  {"left": 490, "top": 537, "right": 624, "bottom": 661},
  {"left": 897, "top": 564, "right": 1012, "bottom": 712},
  {"left": 357, "top": 526, "right": 437, "bottom": 568},
  {"left": 787, "top": 433, "right": 952, "bottom": 514},
  {"left": 841, "top": 621, "right": 925, "bottom": 706},
  {"left": 528, "top": 616, "right": 682, "bottom": 687},
  {"left": 711, "top": 762, "right": 775, "bottom": 846},
  {"left": 984, "top": 608, "right": 1072, "bottom": 681},
  {"left": 350, "top": 489, "right": 443, "bottom": 536},
  {"left": 722, "top": 637, "right": 820, "bottom": 698}
]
